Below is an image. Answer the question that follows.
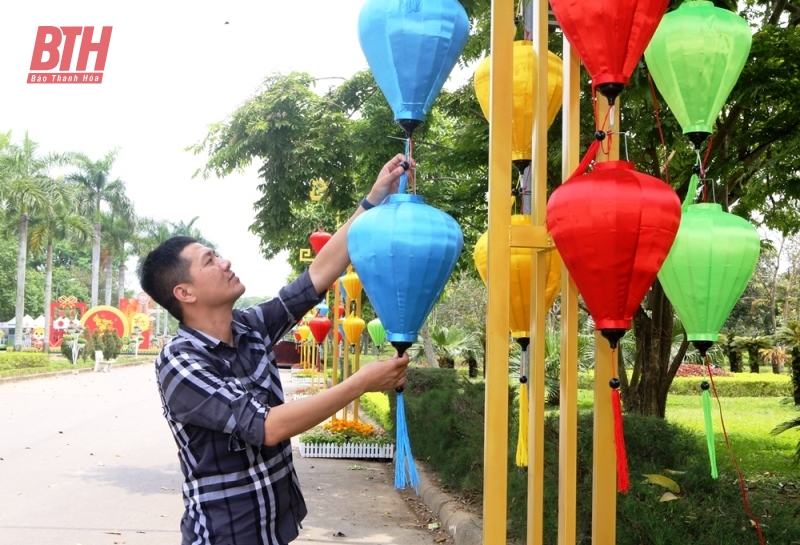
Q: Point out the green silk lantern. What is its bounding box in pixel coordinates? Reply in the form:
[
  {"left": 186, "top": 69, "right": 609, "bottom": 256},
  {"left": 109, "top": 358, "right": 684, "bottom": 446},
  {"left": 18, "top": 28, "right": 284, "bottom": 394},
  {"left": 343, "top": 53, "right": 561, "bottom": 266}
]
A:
[
  {"left": 657, "top": 174, "right": 760, "bottom": 354},
  {"left": 367, "top": 318, "right": 386, "bottom": 349},
  {"left": 644, "top": 0, "right": 751, "bottom": 148}
]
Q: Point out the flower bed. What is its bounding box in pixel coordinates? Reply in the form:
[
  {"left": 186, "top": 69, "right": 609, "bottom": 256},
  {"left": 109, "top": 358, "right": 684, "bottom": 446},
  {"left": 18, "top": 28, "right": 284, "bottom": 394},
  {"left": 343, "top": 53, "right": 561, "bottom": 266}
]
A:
[
  {"left": 291, "top": 370, "right": 326, "bottom": 384},
  {"left": 299, "top": 419, "right": 394, "bottom": 459},
  {"left": 675, "top": 363, "right": 733, "bottom": 378}
]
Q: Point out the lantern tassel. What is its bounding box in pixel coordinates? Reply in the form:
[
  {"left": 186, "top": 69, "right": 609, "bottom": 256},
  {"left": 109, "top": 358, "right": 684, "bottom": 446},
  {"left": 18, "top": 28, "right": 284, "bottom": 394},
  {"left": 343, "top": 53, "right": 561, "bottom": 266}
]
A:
[
  {"left": 610, "top": 379, "right": 630, "bottom": 493},
  {"left": 515, "top": 381, "right": 529, "bottom": 467},
  {"left": 394, "top": 390, "right": 420, "bottom": 491},
  {"left": 567, "top": 138, "right": 602, "bottom": 180},
  {"left": 392, "top": 342, "right": 419, "bottom": 492},
  {"left": 701, "top": 383, "right": 719, "bottom": 479}
]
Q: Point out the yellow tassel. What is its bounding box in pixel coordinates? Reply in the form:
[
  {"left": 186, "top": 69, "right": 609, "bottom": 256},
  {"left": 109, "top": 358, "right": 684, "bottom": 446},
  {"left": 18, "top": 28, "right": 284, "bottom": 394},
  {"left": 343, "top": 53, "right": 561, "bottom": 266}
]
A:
[{"left": 515, "top": 382, "right": 529, "bottom": 467}]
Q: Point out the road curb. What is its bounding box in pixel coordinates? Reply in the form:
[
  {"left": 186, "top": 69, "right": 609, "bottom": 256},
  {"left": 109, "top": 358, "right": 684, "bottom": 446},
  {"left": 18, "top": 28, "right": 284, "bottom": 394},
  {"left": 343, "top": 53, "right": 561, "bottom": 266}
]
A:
[{"left": 416, "top": 462, "right": 484, "bottom": 545}]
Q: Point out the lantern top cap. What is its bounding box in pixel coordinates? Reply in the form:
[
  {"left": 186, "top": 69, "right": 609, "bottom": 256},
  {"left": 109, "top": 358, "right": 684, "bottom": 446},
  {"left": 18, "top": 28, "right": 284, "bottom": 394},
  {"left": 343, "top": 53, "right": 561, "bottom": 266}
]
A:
[
  {"left": 387, "top": 194, "right": 425, "bottom": 204},
  {"left": 593, "top": 160, "right": 635, "bottom": 172},
  {"left": 687, "top": 202, "right": 723, "bottom": 212},
  {"left": 680, "top": 0, "right": 714, "bottom": 8}
]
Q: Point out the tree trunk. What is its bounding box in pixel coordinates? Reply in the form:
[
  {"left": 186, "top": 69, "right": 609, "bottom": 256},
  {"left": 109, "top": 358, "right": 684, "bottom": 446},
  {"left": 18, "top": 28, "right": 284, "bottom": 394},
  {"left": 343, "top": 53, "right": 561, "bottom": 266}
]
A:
[
  {"left": 104, "top": 251, "right": 114, "bottom": 306},
  {"left": 729, "top": 350, "right": 743, "bottom": 372},
  {"left": 91, "top": 221, "right": 100, "bottom": 307},
  {"left": 618, "top": 281, "right": 685, "bottom": 419},
  {"left": 748, "top": 348, "right": 760, "bottom": 373},
  {"left": 420, "top": 320, "right": 439, "bottom": 368},
  {"left": 792, "top": 348, "right": 800, "bottom": 406},
  {"left": 44, "top": 241, "right": 54, "bottom": 353},
  {"left": 14, "top": 213, "right": 28, "bottom": 351},
  {"left": 118, "top": 259, "right": 126, "bottom": 303}
]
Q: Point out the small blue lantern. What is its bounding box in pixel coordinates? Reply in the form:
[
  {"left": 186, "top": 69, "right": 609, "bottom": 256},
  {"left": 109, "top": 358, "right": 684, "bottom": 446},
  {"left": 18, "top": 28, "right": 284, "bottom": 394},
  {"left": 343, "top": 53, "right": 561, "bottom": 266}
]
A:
[
  {"left": 348, "top": 194, "right": 463, "bottom": 346},
  {"left": 358, "top": 0, "right": 470, "bottom": 137},
  {"left": 315, "top": 301, "right": 329, "bottom": 317}
]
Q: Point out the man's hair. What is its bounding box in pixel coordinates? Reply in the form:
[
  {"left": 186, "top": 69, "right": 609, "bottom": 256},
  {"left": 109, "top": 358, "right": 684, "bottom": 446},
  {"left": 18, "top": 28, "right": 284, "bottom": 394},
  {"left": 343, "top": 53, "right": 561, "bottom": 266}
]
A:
[{"left": 139, "top": 236, "right": 197, "bottom": 323}]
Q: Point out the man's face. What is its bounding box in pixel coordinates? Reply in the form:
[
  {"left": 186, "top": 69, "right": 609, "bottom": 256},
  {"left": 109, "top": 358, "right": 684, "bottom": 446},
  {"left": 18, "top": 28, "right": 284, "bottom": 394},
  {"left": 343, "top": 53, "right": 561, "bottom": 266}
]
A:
[{"left": 179, "top": 243, "right": 246, "bottom": 307}]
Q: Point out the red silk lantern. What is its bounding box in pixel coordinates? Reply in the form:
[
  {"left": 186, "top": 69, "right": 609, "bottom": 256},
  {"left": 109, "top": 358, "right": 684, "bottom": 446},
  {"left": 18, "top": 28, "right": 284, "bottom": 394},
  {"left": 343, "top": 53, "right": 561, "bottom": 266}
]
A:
[
  {"left": 293, "top": 330, "right": 302, "bottom": 343},
  {"left": 309, "top": 229, "right": 332, "bottom": 255},
  {"left": 549, "top": 0, "right": 668, "bottom": 104},
  {"left": 308, "top": 315, "right": 332, "bottom": 345},
  {"left": 546, "top": 161, "right": 681, "bottom": 347}
]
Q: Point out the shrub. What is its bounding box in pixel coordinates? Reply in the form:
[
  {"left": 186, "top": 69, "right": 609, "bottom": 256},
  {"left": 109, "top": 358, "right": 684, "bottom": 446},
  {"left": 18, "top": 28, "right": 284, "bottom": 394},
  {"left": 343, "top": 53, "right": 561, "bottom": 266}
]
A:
[
  {"left": 578, "top": 372, "right": 793, "bottom": 397},
  {"left": 360, "top": 391, "right": 392, "bottom": 432},
  {"left": 101, "top": 330, "right": 122, "bottom": 360},
  {"left": 0, "top": 352, "right": 49, "bottom": 371}
]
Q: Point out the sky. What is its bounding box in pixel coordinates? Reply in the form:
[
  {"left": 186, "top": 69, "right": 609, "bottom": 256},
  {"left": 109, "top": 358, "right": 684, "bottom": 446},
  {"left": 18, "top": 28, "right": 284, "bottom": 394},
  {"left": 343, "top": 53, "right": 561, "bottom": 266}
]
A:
[{"left": 0, "top": 0, "right": 384, "bottom": 298}]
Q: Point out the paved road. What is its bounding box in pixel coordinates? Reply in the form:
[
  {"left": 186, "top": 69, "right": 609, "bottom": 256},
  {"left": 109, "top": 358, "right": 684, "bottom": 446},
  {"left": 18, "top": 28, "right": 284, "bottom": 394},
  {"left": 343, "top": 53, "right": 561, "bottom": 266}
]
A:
[{"left": 0, "top": 364, "right": 441, "bottom": 545}]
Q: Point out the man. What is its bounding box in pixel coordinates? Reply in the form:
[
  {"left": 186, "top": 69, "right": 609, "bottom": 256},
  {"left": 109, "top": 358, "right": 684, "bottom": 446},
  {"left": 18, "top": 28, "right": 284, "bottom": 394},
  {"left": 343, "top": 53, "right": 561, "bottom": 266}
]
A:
[{"left": 139, "top": 155, "right": 412, "bottom": 544}]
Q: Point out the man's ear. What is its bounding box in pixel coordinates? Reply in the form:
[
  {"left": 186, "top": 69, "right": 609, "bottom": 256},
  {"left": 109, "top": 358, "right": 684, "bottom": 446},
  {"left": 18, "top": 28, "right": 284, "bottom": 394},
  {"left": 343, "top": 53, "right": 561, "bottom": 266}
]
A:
[{"left": 173, "top": 283, "right": 196, "bottom": 305}]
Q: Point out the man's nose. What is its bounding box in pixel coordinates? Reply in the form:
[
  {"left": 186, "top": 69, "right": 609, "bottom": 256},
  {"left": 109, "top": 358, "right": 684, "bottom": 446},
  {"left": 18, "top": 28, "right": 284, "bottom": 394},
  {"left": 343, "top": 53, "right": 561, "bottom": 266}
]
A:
[{"left": 220, "top": 259, "right": 232, "bottom": 270}]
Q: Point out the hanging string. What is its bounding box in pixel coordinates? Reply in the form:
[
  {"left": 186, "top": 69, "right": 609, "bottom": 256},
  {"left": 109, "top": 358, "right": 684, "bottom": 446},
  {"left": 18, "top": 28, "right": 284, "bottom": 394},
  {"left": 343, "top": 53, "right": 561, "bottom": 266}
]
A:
[
  {"left": 704, "top": 356, "right": 766, "bottom": 544},
  {"left": 398, "top": 135, "right": 414, "bottom": 194},
  {"left": 647, "top": 72, "right": 671, "bottom": 185}
]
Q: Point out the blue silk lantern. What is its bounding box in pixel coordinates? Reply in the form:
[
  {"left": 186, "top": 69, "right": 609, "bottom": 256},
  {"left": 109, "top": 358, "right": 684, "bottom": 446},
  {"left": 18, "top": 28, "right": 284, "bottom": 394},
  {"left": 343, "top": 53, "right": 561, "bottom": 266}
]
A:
[
  {"left": 358, "top": 0, "right": 470, "bottom": 137},
  {"left": 315, "top": 301, "right": 329, "bottom": 317},
  {"left": 348, "top": 194, "right": 463, "bottom": 346},
  {"left": 348, "top": 193, "right": 463, "bottom": 490}
]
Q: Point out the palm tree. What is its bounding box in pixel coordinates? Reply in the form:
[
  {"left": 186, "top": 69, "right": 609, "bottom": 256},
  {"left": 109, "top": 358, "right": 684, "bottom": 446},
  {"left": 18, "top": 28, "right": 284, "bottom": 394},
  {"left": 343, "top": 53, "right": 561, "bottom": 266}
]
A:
[
  {"left": 731, "top": 335, "right": 774, "bottom": 373},
  {"left": 0, "top": 133, "right": 62, "bottom": 350},
  {"left": 99, "top": 210, "right": 136, "bottom": 306},
  {"left": 66, "top": 150, "right": 130, "bottom": 307},
  {"left": 28, "top": 181, "right": 92, "bottom": 352},
  {"left": 775, "top": 321, "right": 800, "bottom": 405}
]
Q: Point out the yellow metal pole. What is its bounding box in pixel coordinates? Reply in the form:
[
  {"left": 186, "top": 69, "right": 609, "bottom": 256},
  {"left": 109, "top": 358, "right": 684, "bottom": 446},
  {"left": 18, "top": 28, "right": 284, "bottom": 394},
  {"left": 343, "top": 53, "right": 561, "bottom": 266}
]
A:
[
  {"left": 484, "top": 0, "right": 513, "bottom": 542},
  {"left": 592, "top": 95, "right": 620, "bottom": 545},
  {"left": 557, "top": 36, "right": 580, "bottom": 545},
  {"left": 353, "top": 292, "right": 362, "bottom": 423},
  {"left": 527, "top": 1, "right": 548, "bottom": 543},
  {"left": 332, "top": 283, "right": 341, "bottom": 387}
]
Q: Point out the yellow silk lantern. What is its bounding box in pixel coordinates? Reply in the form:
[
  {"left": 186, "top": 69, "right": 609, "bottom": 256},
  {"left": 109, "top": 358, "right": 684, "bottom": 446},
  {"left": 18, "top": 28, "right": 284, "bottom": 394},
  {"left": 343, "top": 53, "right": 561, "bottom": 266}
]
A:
[
  {"left": 474, "top": 42, "right": 563, "bottom": 167},
  {"left": 341, "top": 269, "right": 363, "bottom": 303},
  {"left": 342, "top": 312, "right": 366, "bottom": 345},
  {"left": 297, "top": 324, "right": 311, "bottom": 341},
  {"left": 473, "top": 215, "right": 562, "bottom": 338}
]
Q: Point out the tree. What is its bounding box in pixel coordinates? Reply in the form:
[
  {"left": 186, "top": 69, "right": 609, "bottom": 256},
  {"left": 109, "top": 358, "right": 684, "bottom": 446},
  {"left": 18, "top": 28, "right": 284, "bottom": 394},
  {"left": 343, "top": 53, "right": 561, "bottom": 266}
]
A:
[
  {"left": 28, "top": 180, "right": 92, "bottom": 352},
  {"left": 775, "top": 320, "right": 800, "bottom": 405},
  {"left": 0, "top": 132, "right": 62, "bottom": 350},
  {"left": 731, "top": 335, "right": 773, "bottom": 373},
  {"left": 67, "top": 149, "right": 130, "bottom": 307}
]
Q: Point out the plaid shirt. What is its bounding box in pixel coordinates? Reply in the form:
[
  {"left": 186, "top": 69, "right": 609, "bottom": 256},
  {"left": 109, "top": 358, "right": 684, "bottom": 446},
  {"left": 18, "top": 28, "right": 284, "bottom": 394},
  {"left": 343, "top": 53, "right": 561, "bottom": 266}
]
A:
[{"left": 155, "top": 270, "right": 322, "bottom": 545}]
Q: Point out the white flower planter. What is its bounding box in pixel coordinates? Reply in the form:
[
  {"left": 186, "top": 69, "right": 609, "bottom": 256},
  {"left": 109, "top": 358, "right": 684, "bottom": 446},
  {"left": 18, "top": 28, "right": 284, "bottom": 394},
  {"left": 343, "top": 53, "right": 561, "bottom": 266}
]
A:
[
  {"left": 292, "top": 393, "right": 316, "bottom": 401},
  {"left": 291, "top": 376, "right": 324, "bottom": 384},
  {"left": 298, "top": 442, "right": 395, "bottom": 459}
]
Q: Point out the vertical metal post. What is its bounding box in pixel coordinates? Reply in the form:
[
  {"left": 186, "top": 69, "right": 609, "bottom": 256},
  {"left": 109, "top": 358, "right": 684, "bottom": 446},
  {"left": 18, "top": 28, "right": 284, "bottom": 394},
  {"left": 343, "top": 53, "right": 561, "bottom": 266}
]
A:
[
  {"left": 592, "top": 97, "right": 620, "bottom": 545},
  {"left": 483, "top": 0, "right": 513, "bottom": 541},
  {"left": 557, "top": 35, "right": 580, "bottom": 545}
]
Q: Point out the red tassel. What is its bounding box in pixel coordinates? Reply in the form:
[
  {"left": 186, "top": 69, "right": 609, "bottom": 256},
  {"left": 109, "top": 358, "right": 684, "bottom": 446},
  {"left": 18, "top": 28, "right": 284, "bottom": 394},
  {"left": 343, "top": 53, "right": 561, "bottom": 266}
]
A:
[{"left": 610, "top": 385, "right": 630, "bottom": 493}]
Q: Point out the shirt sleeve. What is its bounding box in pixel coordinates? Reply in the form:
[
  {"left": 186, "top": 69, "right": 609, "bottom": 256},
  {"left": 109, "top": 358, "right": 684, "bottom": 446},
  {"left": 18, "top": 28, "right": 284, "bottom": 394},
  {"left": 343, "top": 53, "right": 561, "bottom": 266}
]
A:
[
  {"left": 156, "top": 344, "right": 268, "bottom": 447},
  {"left": 239, "top": 270, "right": 323, "bottom": 342}
]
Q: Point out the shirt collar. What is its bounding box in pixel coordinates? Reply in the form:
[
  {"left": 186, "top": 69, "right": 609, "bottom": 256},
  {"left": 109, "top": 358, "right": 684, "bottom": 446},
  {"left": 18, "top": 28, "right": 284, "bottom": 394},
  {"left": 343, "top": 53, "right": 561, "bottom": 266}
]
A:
[{"left": 177, "top": 318, "right": 252, "bottom": 350}]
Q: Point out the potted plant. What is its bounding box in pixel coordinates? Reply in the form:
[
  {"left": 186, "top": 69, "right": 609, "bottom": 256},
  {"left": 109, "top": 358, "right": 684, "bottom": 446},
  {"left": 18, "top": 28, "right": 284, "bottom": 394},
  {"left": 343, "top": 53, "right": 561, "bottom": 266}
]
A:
[{"left": 298, "top": 419, "right": 394, "bottom": 459}]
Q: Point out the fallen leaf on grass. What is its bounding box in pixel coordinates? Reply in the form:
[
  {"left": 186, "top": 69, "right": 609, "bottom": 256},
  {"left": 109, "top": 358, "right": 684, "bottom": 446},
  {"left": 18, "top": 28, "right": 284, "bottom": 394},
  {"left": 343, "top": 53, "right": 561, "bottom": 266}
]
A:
[
  {"left": 660, "top": 492, "right": 679, "bottom": 502},
  {"left": 643, "top": 474, "right": 681, "bottom": 494},
  {"left": 428, "top": 522, "right": 441, "bottom": 530},
  {"left": 663, "top": 469, "right": 686, "bottom": 476}
]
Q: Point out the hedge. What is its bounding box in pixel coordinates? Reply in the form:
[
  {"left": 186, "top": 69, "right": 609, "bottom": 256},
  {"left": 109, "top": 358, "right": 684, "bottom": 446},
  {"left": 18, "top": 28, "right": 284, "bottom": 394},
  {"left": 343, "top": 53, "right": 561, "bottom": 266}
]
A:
[
  {"left": 577, "top": 372, "right": 793, "bottom": 397},
  {"left": 0, "top": 352, "right": 50, "bottom": 371}
]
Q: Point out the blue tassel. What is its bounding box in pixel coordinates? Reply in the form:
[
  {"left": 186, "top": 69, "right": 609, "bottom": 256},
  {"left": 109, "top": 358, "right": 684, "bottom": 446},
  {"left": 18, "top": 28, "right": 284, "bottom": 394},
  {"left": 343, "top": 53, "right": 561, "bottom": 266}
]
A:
[{"left": 394, "top": 391, "right": 420, "bottom": 491}]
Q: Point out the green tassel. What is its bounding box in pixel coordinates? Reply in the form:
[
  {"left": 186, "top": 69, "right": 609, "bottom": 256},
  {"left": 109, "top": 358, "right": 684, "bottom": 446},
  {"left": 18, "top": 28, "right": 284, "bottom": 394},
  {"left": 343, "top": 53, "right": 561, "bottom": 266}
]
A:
[{"left": 701, "top": 386, "right": 719, "bottom": 479}]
